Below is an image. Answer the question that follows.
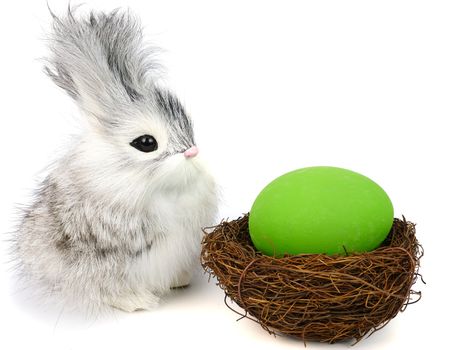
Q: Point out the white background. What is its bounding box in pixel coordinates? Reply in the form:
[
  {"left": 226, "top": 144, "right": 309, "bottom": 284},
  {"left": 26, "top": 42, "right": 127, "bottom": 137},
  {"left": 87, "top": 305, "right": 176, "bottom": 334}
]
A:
[{"left": 0, "top": 0, "right": 466, "bottom": 349}]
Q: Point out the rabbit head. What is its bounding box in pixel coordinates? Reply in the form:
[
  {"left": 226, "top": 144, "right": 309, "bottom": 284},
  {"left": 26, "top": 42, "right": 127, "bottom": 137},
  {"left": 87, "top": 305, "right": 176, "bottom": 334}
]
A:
[{"left": 44, "top": 9, "right": 207, "bottom": 204}]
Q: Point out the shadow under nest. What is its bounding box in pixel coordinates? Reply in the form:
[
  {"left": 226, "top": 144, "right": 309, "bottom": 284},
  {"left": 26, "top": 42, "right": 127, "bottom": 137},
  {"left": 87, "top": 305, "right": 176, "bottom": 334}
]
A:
[{"left": 201, "top": 214, "right": 423, "bottom": 344}]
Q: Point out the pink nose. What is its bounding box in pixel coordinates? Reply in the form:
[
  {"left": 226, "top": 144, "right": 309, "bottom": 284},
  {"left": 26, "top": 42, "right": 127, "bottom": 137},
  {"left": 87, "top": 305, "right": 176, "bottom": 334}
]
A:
[{"left": 184, "top": 146, "right": 199, "bottom": 158}]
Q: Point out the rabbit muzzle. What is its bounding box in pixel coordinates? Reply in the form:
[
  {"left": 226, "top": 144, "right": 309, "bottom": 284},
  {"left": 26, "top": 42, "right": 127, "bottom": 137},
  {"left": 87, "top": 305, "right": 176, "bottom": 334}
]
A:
[{"left": 183, "top": 146, "right": 199, "bottom": 158}]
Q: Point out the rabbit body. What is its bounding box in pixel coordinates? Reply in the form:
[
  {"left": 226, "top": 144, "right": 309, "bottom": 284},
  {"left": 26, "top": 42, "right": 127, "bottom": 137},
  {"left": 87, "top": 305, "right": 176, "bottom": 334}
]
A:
[{"left": 14, "top": 9, "right": 218, "bottom": 312}]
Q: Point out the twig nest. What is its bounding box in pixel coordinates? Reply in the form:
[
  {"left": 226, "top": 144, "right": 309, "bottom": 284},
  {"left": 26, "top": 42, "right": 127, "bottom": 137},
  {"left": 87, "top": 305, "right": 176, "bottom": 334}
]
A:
[{"left": 201, "top": 214, "right": 423, "bottom": 344}]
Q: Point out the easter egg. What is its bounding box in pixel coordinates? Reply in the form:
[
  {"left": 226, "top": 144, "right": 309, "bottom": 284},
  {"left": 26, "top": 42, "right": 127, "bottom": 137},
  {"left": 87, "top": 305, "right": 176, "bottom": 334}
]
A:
[{"left": 249, "top": 166, "right": 394, "bottom": 257}]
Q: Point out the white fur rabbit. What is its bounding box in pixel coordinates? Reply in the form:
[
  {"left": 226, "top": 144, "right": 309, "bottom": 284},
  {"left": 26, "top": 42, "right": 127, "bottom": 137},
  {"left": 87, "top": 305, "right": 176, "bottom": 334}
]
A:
[{"left": 13, "top": 8, "right": 218, "bottom": 312}]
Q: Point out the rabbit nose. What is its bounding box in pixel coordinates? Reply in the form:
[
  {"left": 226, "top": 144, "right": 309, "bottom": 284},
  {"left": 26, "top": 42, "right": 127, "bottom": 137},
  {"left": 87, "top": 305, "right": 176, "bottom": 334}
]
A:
[{"left": 184, "top": 146, "right": 199, "bottom": 158}]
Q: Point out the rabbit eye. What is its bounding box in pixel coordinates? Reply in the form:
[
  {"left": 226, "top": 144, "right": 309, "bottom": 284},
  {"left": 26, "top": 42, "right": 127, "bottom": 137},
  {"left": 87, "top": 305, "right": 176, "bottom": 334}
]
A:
[{"left": 130, "top": 134, "right": 158, "bottom": 153}]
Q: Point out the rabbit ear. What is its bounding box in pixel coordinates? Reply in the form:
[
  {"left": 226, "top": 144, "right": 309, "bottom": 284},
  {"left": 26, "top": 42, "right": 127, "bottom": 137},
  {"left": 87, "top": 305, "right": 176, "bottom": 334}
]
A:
[{"left": 44, "top": 7, "right": 160, "bottom": 126}]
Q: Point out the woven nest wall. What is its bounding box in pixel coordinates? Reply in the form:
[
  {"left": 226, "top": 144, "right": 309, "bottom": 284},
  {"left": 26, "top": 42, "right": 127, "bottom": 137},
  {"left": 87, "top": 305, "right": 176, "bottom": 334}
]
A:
[{"left": 201, "top": 214, "right": 423, "bottom": 344}]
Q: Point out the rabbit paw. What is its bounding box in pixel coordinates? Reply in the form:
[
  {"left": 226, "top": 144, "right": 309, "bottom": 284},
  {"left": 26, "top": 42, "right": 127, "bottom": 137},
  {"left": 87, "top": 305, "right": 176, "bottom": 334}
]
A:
[
  {"left": 108, "top": 291, "right": 160, "bottom": 312},
  {"left": 170, "top": 270, "right": 193, "bottom": 289}
]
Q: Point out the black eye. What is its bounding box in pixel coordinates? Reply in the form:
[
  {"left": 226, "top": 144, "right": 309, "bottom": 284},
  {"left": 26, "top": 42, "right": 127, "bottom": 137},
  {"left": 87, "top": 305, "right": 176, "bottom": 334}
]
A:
[{"left": 130, "top": 134, "right": 158, "bottom": 153}]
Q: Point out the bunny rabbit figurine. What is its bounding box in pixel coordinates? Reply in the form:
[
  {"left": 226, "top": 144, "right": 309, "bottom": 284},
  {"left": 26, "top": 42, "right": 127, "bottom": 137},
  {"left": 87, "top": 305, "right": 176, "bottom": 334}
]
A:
[{"left": 13, "top": 8, "right": 218, "bottom": 312}]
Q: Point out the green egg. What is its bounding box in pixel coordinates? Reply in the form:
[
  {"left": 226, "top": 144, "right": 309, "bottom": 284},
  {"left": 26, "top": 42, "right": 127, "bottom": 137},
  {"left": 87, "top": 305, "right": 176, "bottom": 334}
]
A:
[{"left": 249, "top": 166, "right": 394, "bottom": 257}]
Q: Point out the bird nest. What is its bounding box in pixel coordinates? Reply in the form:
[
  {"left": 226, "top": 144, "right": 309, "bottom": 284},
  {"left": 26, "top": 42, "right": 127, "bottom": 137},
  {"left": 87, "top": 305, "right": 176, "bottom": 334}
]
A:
[{"left": 201, "top": 214, "right": 423, "bottom": 344}]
